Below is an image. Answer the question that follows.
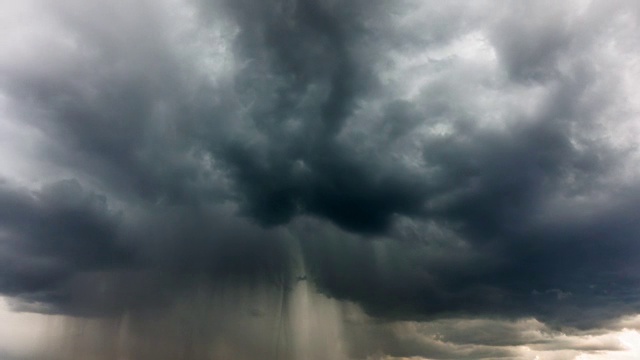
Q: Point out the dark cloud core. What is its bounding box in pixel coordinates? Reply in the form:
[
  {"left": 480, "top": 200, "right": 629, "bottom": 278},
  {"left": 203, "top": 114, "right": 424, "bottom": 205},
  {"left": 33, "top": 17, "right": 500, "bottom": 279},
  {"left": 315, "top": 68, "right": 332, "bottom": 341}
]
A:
[{"left": 1, "top": 0, "right": 640, "bottom": 359}]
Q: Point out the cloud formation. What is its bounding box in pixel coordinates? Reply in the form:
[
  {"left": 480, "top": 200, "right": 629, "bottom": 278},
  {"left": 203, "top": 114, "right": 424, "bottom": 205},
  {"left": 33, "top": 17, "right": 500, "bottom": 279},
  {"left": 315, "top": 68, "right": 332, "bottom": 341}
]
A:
[{"left": 1, "top": 0, "right": 640, "bottom": 358}]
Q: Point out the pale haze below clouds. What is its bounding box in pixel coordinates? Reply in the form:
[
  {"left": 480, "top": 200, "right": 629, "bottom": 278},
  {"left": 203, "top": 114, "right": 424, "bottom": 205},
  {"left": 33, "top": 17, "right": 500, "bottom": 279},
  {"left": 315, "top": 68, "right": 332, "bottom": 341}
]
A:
[{"left": 1, "top": 0, "right": 640, "bottom": 359}]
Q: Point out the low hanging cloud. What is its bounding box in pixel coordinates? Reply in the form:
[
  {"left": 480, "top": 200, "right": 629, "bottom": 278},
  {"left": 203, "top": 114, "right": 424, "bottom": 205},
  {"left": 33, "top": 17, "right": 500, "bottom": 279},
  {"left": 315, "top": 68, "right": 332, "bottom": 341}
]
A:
[{"left": 1, "top": 0, "right": 640, "bottom": 358}]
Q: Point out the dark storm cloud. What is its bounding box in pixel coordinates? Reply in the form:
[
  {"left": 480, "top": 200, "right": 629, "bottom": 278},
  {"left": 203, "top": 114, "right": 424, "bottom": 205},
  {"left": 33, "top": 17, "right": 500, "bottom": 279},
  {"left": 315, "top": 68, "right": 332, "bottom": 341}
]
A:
[
  {"left": 1, "top": 0, "right": 640, "bottom": 343},
  {"left": 1, "top": 0, "right": 235, "bottom": 207},
  {"left": 287, "top": 6, "right": 640, "bottom": 325},
  {"left": 0, "top": 179, "right": 132, "bottom": 311},
  {"left": 205, "top": 0, "right": 433, "bottom": 233},
  {"left": 0, "top": 178, "right": 294, "bottom": 316},
  {"left": 2, "top": 0, "right": 427, "bottom": 233}
]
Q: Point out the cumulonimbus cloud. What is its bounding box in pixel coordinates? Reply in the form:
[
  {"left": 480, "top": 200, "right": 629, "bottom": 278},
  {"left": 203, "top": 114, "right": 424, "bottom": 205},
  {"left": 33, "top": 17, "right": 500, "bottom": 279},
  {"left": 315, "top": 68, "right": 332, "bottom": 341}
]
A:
[{"left": 1, "top": 0, "right": 640, "bottom": 358}]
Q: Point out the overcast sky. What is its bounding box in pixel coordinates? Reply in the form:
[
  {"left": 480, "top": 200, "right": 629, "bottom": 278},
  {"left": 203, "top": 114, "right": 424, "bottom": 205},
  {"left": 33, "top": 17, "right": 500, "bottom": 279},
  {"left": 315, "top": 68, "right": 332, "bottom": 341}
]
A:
[{"left": 1, "top": 0, "right": 640, "bottom": 359}]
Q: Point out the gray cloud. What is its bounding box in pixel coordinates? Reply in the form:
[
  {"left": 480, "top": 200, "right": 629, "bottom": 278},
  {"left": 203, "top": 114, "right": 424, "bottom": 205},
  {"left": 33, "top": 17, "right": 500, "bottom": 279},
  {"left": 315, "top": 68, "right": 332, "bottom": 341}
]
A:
[
  {"left": 0, "top": 180, "right": 132, "bottom": 310},
  {"left": 1, "top": 0, "right": 640, "bottom": 358}
]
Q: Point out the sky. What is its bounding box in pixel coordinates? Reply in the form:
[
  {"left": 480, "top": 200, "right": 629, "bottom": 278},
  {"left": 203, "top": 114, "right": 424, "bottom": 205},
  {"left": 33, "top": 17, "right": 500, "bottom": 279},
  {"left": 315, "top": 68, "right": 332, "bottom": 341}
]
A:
[{"left": 1, "top": 0, "right": 640, "bottom": 359}]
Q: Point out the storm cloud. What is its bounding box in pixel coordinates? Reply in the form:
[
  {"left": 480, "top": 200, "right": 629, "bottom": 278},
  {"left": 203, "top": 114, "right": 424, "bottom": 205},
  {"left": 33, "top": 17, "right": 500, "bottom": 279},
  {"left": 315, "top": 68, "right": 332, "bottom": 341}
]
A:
[{"left": 1, "top": 0, "right": 640, "bottom": 358}]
